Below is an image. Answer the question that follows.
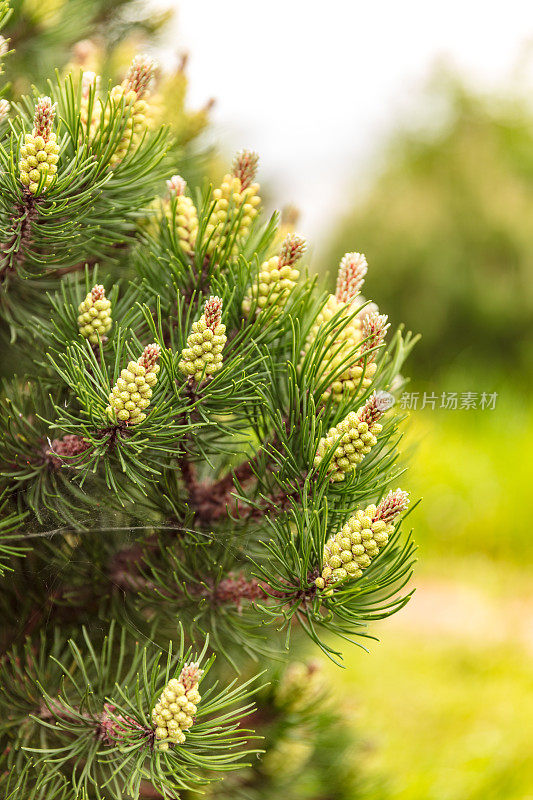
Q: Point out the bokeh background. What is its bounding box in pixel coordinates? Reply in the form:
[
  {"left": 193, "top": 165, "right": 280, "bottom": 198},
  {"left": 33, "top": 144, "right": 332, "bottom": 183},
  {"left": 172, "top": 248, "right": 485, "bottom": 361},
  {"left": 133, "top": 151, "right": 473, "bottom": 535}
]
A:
[
  {"left": 172, "top": 3, "right": 533, "bottom": 797},
  {"left": 4, "top": 0, "right": 533, "bottom": 796}
]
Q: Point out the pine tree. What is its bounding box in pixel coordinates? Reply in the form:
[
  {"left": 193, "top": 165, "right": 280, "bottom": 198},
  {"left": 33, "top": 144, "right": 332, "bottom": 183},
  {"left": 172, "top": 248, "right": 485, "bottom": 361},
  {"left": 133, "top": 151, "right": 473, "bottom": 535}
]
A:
[{"left": 0, "top": 3, "right": 419, "bottom": 797}]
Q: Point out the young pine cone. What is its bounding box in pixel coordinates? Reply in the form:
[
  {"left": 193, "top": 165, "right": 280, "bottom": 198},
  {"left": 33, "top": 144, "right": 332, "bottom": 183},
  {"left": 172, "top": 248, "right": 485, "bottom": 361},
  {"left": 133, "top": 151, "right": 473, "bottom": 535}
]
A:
[
  {"left": 178, "top": 296, "right": 226, "bottom": 383},
  {"left": 152, "top": 663, "right": 202, "bottom": 750},
  {"left": 19, "top": 97, "right": 60, "bottom": 195},
  {"left": 166, "top": 175, "right": 198, "bottom": 255},
  {"left": 313, "top": 391, "right": 394, "bottom": 482},
  {"left": 106, "top": 344, "right": 160, "bottom": 424},
  {"left": 108, "top": 54, "right": 156, "bottom": 167},
  {"left": 78, "top": 284, "right": 112, "bottom": 344},
  {"left": 204, "top": 150, "right": 261, "bottom": 255},
  {"left": 242, "top": 234, "right": 306, "bottom": 315},
  {"left": 303, "top": 253, "right": 375, "bottom": 403},
  {"left": 315, "top": 489, "right": 410, "bottom": 590},
  {"left": 328, "top": 311, "right": 389, "bottom": 404}
]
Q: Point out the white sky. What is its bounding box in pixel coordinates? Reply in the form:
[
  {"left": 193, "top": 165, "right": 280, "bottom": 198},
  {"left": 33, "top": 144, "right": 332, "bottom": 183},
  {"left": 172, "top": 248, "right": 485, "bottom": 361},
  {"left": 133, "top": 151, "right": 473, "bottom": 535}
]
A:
[{"left": 159, "top": 0, "right": 533, "bottom": 253}]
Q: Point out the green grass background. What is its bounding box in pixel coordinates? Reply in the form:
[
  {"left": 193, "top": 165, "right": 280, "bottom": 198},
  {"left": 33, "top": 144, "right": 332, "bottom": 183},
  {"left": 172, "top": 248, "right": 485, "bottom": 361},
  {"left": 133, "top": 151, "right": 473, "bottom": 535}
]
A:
[{"left": 322, "top": 392, "right": 533, "bottom": 799}]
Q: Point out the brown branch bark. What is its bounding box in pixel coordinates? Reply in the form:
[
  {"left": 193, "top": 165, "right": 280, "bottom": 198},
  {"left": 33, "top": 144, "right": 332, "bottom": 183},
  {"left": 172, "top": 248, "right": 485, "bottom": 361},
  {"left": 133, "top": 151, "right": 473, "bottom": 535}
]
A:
[{"left": 0, "top": 195, "right": 37, "bottom": 282}]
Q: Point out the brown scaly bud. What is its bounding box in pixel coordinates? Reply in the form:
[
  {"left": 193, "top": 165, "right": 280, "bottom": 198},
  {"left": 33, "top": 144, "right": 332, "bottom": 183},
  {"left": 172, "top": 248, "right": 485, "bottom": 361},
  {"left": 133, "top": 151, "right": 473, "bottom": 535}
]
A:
[
  {"left": 46, "top": 434, "right": 89, "bottom": 469},
  {"left": 359, "top": 390, "right": 395, "bottom": 424},
  {"left": 33, "top": 96, "right": 56, "bottom": 140},
  {"left": 213, "top": 574, "right": 266, "bottom": 611},
  {"left": 204, "top": 295, "right": 222, "bottom": 331},
  {"left": 279, "top": 233, "right": 307, "bottom": 267},
  {"left": 335, "top": 252, "right": 368, "bottom": 304},
  {"left": 374, "top": 488, "right": 410, "bottom": 524},
  {"left": 98, "top": 703, "right": 145, "bottom": 745},
  {"left": 139, "top": 343, "right": 161, "bottom": 372},
  {"left": 125, "top": 54, "right": 158, "bottom": 98},
  {"left": 357, "top": 312, "right": 389, "bottom": 364},
  {"left": 232, "top": 149, "right": 259, "bottom": 190},
  {"left": 179, "top": 662, "right": 203, "bottom": 692}
]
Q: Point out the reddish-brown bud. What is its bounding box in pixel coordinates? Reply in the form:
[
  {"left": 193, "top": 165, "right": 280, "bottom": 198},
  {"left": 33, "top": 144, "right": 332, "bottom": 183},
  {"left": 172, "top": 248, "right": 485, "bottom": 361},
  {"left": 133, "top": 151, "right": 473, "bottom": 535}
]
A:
[
  {"left": 278, "top": 233, "right": 307, "bottom": 267},
  {"left": 358, "top": 390, "right": 395, "bottom": 425},
  {"left": 179, "top": 662, "right": 203, "bottom": 692},
  {"left": 374, "top": 489, "right": 410, "bottom": 524},
  {"left": 358, "top": 312, "right": 389, "bottom": 364},
  {"left": 204, "top": 296, "right": 223, "bottom": 332},
  {"left": 139, "top": 343, "right": 160, "bottom": 371},
  {"left": 232, "top": 149, "right": 259, "bottom": 190},
  {"left": 335, "top": 252, "right": 368, "bottom": 304},
  {"left": 33, "top": 96, "right": 56, "bottom": 141},
  {"left": 125, "top": 54, "right": 157, "bottom": 98}
]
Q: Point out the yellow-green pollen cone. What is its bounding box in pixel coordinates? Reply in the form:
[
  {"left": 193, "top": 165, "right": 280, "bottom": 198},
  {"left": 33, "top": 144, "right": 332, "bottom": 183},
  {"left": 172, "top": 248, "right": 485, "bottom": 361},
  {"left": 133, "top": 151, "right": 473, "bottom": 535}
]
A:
[
  {"left": 315, "top": 488, "right": 410, "bottom": 590},
  {"left": 78, "top": 284, "right": 112, "bottom": 344},
  {"left": 275, "top": 660, "right": 325, "bottom": 712},
  {"left": 108, "top": 54, "right": 157, "bottom": 167},
  {"left": 152, "top": 662, "right": 203, "bottom": 750},
  {"left": 178, "top": 296, "right": 227, "bottom": 383},
  {"left": 106, "top": 343, "right": 160, "bottom": 425},
  {"left": 327, "top": 310, "right": 389, "bottom": 404},
  {"left": 19, "top": 96, "right": 60, "bottom": 195},
  {"left": 242, "top": 232, "right": 306, "bottom": 315},
  {"left": 204, "top": 149, "right": 261, "bottom": 255},
  {"left": 166, "top": 174, "right": 198, "bottom": 255},
  {"left": 313, "top": 390, "right": 394, "bottom": 482},
  {"left": 79, "top": 71, "right": 100, "bottom": 141},
  {"left": 303, "top": 252, "right": 377, "bottom": 403}
]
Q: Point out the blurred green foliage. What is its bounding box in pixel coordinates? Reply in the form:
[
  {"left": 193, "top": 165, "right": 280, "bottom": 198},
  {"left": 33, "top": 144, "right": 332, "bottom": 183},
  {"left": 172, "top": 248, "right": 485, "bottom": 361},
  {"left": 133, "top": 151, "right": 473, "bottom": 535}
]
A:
[
  {"left": 3, "top": 0, "right": 172, "bottom": 94},
  {"left": 405, "top": 393, "right": 533, "bottom": 564},
  {"left": 324, "top": 75, "right": 533, "bottom": 798},
  {"left": 325, "top": 73, "right": 533, "bottom": 382},
  {"left": 325, "top": 628, "right": 533, "bottom": 800}
]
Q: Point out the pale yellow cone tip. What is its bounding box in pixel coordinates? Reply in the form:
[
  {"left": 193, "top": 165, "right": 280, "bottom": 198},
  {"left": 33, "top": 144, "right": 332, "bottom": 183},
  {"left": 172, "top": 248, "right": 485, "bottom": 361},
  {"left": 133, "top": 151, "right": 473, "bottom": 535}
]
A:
[
  {"left": 232, "top": 149, "right": 259, "bottom": 189},
  {"left": 125, "top": 54, "right": 158, "bottom": 97},
  {"left": 151, "top": 664, "right": 203, "bottom": 749},
  {"left": 335, "top": 252, "right": 368, "bottom": 304},
  {"left": 167, "top": 174, "right": 187, "bottom": 195}
]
